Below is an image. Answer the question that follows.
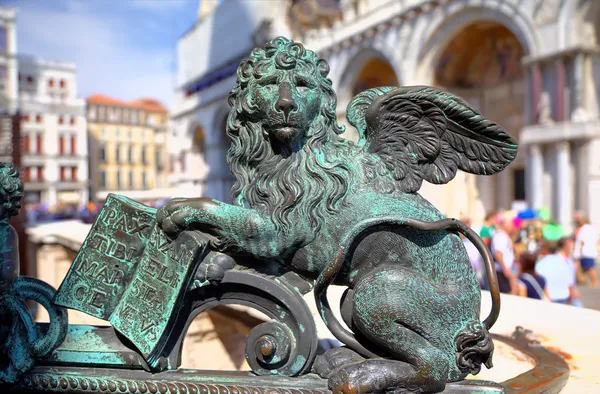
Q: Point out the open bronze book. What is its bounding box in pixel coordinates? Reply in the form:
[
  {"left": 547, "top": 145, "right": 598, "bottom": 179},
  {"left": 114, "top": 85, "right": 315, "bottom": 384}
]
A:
[{"left": 54, "top": 194, "right": 208, "bottom": 368}]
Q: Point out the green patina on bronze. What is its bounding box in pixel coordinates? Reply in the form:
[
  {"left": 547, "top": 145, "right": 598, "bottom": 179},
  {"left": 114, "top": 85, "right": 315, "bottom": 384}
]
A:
[
  {"left": 155, "top": 37, "right": 516, "bottom": 393},
  {"left": 1, "top": 37, "right": 522, "bottom": 394},
  {"left": 54, "top": 195, "right": 211, "bottom": 368},
  {"left": 54, "top": 194, "right": 156, "bottom": 320},
  {"left": 110, "top": 224, "right": 208, "bottom": 365}
]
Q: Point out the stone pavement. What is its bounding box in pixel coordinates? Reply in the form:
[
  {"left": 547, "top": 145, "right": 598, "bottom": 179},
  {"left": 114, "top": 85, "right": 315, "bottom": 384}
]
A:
[{"left": 579, "top": 265, "right": 600, "bottom": 311}]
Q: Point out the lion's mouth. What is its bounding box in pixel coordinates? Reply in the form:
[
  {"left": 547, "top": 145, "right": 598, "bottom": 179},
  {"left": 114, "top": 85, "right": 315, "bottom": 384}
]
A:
[
  {"left": 272, "top": 123, "right": 299, "bottom": 130},
  {"left": 271, "top": 124, "right": 302, "bottom": 144},
  {"left": 276, "top": 127, "right": 298, "bottom": 138}
]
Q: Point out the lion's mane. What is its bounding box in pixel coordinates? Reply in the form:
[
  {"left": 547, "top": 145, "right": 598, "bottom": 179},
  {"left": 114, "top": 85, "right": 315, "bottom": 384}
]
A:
[{"left": 226, "top": 37, "right": 354, "bottom": 231}]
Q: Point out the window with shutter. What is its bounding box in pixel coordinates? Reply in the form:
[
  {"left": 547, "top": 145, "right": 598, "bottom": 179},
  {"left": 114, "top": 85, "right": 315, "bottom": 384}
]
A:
[
  {"left": 23, "top": 134, "right": 30, "bottom": 154},
  {"left": 36, "top": 135, "right": 42, "bottom": 154},
  {"left": 59, "top": 135, "right": 65, "bottom": 155}
]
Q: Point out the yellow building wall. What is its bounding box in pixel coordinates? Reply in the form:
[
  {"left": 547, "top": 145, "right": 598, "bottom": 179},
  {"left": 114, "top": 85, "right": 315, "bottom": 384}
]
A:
[{"left": 87, "top": 105, "right": 169, "bottom": 199}]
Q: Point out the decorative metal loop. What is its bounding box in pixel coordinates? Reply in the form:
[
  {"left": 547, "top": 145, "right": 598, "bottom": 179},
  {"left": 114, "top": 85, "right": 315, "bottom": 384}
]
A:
[
  {"left": 246, "top": 321, "right": 294, "bottom": 373},
  {"left": 157, "top": 268, "right": 319, "bottom": 377},
  {"left": 0, "top": 276, "right": 68, "bottom": 384}
]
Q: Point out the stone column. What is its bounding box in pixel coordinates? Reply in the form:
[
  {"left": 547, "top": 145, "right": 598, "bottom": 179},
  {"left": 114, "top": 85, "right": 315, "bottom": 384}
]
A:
[
  {"left": 497, "top": 170, "right": 510, "bottom": 210},
  {"left": 527, "top": 144, "right": 544, "bottom": 210},
  {"left": 476, "top": 175, "right": 496, "bottom": 216},
  {"left": 572, "top": 52, "right": 586, "bottom": 116},
  {"left": 555, "top": 58, "right": 566, "bottom": 121},
  {"left": 530, "top": 64, "right": 543, "bottom": 124},
  {"left": 574, "top": 141, "right": 589, "bottom": 213},
  {"left": 555, "top": 141, "right": 573, "bottom": 230},
  {"left": 524, "top": 67, "right": 532, "bottom": 127}
]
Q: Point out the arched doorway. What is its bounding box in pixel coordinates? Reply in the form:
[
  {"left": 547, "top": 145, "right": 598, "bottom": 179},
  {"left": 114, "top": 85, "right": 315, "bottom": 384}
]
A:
[
  {"left": 191, "top": 124, "right": 206, "bottom": 154},
  {"left": 178, "top": 122, "right": 210, "bottom": 197},
  {"left": 203, "top": 112, "right": 234, "bottom": 204},
  {"left": 340, "top": 55, "right": 400, "bottom": 141},
  {"left": 432, "top": 21, "right": 526, "bottom": 221},
  {"left": 352, "top": 58, "right": 399, "bottom": 96}
]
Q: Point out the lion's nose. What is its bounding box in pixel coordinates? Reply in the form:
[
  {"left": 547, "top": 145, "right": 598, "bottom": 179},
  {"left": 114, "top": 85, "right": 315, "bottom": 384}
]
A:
[{"left": 276, "top": 83, "right": 298, "bottom": 120}]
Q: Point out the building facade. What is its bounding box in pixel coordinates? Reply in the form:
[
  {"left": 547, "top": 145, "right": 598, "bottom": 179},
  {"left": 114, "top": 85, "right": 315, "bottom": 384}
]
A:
[
  {"left": 0, "top": 7, "right": 17, "bottom": 115},
  {"left": 18, "top": 55, "right": 88, "bottom": 207},
  {"left": 86, "top": 95, "right": 170, "bottom": 202},
  {"left": 171, "top": 0, "right": 600, "bottom": 230}
]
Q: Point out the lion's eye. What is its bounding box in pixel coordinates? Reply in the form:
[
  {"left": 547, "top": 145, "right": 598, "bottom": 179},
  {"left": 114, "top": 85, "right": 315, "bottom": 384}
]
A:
[{"left": 296, "top": 80, "right": 311, "bottom": 92}]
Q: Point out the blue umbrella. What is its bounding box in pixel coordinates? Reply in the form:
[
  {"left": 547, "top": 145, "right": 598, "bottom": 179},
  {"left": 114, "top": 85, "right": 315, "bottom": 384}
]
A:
[{"left": 517, "top": 209, "right": 537, "bottom": 220}]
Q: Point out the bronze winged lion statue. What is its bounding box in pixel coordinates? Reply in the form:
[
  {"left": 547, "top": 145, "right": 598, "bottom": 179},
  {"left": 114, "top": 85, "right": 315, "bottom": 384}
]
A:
[{"left": 157, "top": 37, "right": 517, "bottom": 394}]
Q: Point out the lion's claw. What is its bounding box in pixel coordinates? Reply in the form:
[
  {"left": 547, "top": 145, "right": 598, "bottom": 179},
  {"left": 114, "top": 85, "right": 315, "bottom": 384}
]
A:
[
  {"left": 328, "top": 362, "right": 384, "bottom": 394},
  {"left": 157, "top": 199, "right": 193, "bottom": 238},
  {"left": 314, "top": 347, "right": 364, "bottom": 379}
]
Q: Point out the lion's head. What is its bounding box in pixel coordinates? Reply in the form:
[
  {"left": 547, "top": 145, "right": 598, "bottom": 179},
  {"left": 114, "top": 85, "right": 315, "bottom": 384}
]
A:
[{"left": 226, "top": 37, "right": 353, "bottom": 231}]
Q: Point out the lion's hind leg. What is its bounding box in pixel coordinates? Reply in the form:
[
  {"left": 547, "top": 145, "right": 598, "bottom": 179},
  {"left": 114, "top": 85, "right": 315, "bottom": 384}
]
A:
[{"left": 334, "top": 266, "right": 466, "bottom": 394}]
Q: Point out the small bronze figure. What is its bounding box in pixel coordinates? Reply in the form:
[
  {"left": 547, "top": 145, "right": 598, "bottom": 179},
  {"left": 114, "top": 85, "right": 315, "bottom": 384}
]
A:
[
  {"left": 156, "top": 37, "right": 516, "bottom": 393},
  {"left": 0, "top": 162, "right": 67, "bottom": 384},
  {"left": 0, "top": 162, "right": 22, "bottom": 296},
  {"left": 0, "top": 163, "right": 67, "bottom": 383},
  {"left": 0, "top": 162, "right": 25, "bottom": 383}
]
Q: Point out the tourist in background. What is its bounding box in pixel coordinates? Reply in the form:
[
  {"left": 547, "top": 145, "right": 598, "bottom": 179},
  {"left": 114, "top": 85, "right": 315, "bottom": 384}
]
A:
[
  {"left": 557, "top": 236, "right": 584, "bottom": 307},
  {"left": 490, "top": 212, "right": 516, "bottom": 294},
  {"left": 480, "top": 211, "right": 496, "bottom": 249},
  {"left": 535, "top": 240, "right": 577, "bottom": 305},
  {"left": 516, "top": 251, "right": 550, "bottom": 301},
  {"left": 573, "top": 212, "right": 599, "bottom": 288},
  {"left": 461, "top": 217, "right": 486, "bottom": 288}
]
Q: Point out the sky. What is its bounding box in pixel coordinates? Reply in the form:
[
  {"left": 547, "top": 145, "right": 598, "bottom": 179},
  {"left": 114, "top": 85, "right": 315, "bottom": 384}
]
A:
[{"left": 5, "top": 0, "right": 199, "bottom": 109}]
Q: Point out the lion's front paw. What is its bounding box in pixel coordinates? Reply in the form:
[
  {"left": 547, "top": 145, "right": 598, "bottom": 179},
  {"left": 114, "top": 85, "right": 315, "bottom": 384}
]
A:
[
  {"left": 157, "top": 198, "right": 192, "bottom": 238},
  {"left": 195, "top": 253, "right": 236, "bottom": 285}
]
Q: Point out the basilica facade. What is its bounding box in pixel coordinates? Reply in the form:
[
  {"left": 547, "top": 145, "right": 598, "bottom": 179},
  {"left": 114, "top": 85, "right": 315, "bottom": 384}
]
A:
[{"left": 171, "top": 0, "right": 600, "bottom": 230}]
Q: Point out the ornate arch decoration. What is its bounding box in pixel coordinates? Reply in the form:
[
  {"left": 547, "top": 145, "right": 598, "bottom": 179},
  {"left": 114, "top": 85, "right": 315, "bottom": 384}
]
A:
[
  {"left": 415, "top": 3, "right": 539, "bottom": 85},
  {"left": 433, "top": 22, "right": 526, "bottom": 89},
  {"left": 559, "top": 0, "right": 594, "bottom": 48}
]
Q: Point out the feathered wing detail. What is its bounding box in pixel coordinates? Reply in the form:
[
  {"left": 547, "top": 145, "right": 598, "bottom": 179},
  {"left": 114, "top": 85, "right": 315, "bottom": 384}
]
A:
[
  {"left": 356, "top": 86, "right": 518, "bottom": 193},
  {"left": 346, "top": 87, "right": 396, "bottom": 148}
]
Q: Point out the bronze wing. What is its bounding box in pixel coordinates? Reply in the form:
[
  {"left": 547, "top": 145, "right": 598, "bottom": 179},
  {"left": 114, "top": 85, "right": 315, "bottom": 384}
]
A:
[{"left": 347, "top": 86, "right": 518, "bottom": 193}]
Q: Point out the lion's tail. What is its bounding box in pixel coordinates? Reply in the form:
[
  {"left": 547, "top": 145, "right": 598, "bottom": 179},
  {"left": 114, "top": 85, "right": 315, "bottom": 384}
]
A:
[{"left": 454, "top": 320, "right": 494, "bottom": 376}]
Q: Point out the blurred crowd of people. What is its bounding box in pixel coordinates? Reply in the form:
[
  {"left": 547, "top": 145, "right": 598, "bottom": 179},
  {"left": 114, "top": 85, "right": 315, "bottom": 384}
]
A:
[
  {"left": 24, "top": 199, "right": 169, "bottom": 226},
  {"left": 24, "top": 202, "right": 101, "bottom": 225},
  {"left": 462, "top": 210, "right": 598, "bottom": 308}
]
